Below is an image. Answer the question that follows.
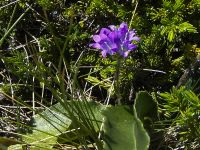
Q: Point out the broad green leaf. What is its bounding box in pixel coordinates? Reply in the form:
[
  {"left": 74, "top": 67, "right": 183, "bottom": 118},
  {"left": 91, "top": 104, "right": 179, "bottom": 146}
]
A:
[
  {"left": 134, "top": 91, "right": 158, "bottom": 122},
  {"left": 102, "top": 105, "right": 150, "bottom": 150},
  {"left": 56, "top": 100, "right": 106, "bottom": 148},
  {"left": 9, "top": 102, "right": 72, "bottom": 150},
  {"left": 9, "top": 101, "right": 105, "bottom": 150}
]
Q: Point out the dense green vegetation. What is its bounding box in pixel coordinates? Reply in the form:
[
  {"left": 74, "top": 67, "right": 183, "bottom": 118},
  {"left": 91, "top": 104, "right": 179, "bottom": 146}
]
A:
[{"left": 0, "top": 0, "right": 200, "bottom": 149}]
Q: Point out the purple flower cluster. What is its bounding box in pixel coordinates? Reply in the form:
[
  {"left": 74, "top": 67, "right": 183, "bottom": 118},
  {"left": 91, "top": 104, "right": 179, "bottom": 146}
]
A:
[{"left": 89, "top": 22, "right": 140, "bottom": 58}]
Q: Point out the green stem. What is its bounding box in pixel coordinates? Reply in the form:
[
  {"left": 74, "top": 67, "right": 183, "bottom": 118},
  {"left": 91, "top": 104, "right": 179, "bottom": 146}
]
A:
[
  {"left": 115, "top": 56, "right": 122, "bottom": 105},
  {"left": 6, "top": 3, "right": 18, "bottom": 31},
  {"left": 0, "top": 6, "right": 30, "bottom": 47}
]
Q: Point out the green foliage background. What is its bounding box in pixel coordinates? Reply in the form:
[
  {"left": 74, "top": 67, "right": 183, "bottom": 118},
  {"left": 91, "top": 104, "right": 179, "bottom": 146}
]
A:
[
  {"left": 1, "top": 0, "right": 200, "bottom": 92},
  {"left": 0, "top": 0, "right": 200, "bottom": 149}
]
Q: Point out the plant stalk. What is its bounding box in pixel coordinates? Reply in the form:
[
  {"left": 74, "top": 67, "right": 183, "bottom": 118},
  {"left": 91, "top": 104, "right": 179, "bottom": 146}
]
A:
[{"left": 115, "top": 56, "right": 122, "bottom": 105}]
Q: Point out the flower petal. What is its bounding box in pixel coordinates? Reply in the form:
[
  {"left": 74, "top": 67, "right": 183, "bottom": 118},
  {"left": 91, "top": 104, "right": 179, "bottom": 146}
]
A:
[
  {"left": 108, "top": 25, "right": 117, "bottom": 31},
  {"left": 127, "top": 31, "right": 136, "bottom": 41},
  {"left": 120, "top": 22, "right": 128, "bottom": 29},
  {"left": 119, "top": 22, "right": 128, "bottom": 33},
  {"left": 93, "top": 35, "right": 101, "bottom": 42},
  {"left": 100, "top": 42, "right": 110, "bottom": 50},
  {"left": 110, "top": 43, "right": 119, "bottom": 52},
  {"left": 101, "top": 50, "right": 107, "bottom": 58},
  {"left": 89, "top": 43, "right": 101, "bottom": 49},
  {"left": 99, "top": 33, "right": 109, "bottom": 42},
  {"left": 132, "top": 36, "right": 140, "bottom": 41},
  {"left": 123, "top": 51, "right": 130, "bottom": 57},
  {"left": 100, "top": 28, "right": 111, "bottom": 35},
  {"left": 108, "top": 32, "right": 118, "bottom": 42},
  {"left": 128, "top": 44, "right": 137, "bottom": 50}
]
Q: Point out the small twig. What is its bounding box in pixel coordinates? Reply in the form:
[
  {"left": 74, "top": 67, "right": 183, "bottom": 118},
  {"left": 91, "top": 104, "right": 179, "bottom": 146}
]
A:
[
  {"left": 142, "top": 68, "right": 166, "bottom": 74},
  {"left": 8, "top": 75, "right": 14, "bottom": 104},
  {"left": 32, "top": 75, "right": 35, "bottom": 116},
  {"left": 129, "top": 0, "right": 139, "bottom": 27}
]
